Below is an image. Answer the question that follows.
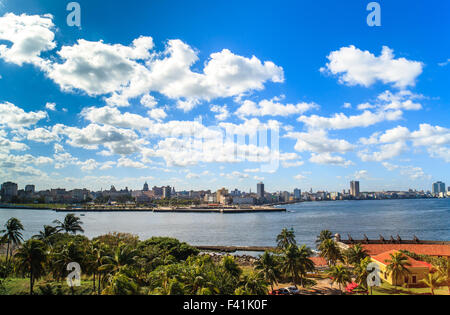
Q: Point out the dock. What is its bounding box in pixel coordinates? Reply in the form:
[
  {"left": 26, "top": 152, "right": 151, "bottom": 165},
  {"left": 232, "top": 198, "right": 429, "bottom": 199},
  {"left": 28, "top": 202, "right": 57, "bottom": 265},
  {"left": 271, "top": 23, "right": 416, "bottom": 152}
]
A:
[{"left": 54, "top": 207, "right": 286, "bottom": 213}]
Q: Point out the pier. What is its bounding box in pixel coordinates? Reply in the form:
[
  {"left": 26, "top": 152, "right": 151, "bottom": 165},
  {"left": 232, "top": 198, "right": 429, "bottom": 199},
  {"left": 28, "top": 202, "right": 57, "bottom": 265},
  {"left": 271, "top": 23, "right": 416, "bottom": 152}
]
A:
[{"left": 53, "top": 207, "right": 286, "bottom": 213}]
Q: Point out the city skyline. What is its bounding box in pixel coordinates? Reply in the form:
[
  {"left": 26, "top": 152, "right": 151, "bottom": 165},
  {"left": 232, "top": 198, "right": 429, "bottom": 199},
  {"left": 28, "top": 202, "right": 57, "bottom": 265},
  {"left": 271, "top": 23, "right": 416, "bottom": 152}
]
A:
[
  {"left": 2, "top": 178, "right": 448, "bottom": 197},
  {"left": 0, "top": 1, "right": 449, "bottom": 193}
]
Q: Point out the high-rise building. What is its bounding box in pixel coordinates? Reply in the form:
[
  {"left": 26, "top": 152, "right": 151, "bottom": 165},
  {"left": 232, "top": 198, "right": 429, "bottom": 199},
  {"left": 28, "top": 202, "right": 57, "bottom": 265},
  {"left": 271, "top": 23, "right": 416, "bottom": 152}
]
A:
[
  {"left": 1, "top": 182, "right": 18, "bottom": 202},
  {"left": 432, "top": 182, "right": 446, "bottom": 196},
  {"left": 25, "top": 185, "right": 35, "bottom": 194},
  {"left": 143, "top": 182, "right": 149, "bottom": 192},
  {"left": 257, "top": 182, "right": 265, "bottom": 199},
  {"left": 350, "top": 181, "right": 360, "bottom": 197},
  {"left": 162, "top": 186, "right": 172, "bottom": 199},
  {"left": 152, "top": 186, "right": 163, "bottom": 197},
  {"left": 294, "top": 188, "right": 301, "bottom": 200},
  {"left": 282, "top": 191, "right": 290, "bottom": 202}
]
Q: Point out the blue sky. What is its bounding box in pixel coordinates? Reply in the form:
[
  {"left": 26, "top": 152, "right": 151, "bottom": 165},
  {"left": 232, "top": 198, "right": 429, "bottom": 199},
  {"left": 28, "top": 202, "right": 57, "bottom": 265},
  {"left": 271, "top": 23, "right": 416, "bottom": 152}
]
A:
[{"left": 0, "top": 0, "right": 449, "bottom": 193}]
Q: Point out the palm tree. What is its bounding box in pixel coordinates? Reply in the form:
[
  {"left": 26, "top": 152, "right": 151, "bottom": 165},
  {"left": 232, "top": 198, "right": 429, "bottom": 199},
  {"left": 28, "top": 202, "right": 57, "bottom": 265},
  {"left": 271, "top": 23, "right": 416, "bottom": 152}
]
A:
[
  {"left": 316, "top": 230, "right": 333, "bottom": 248},
  {"left": 296, "top": 245, "right": 316, "bottom": 287},
  {"left": 436, "top": 260, "right": 450, "bottom": 294},
  {"left": 420, "top": 273, "right": 445, "bottom": 295},
  {"left": 221, "top": 256, "right": 242, "bottom": 279},
  {"left": 100, "top": 243, "right": 138, "bottom": 284},
  {"left": 15, "top": 239, "right": 47, "bottom": 295},
  {"left": 33, "top": 225, "right": 58, "bottom": 243},
  {"left": 52, "top": 240, "right": 87, "bottom": 290},
  {"left": 276, "top": 228, "right": 296, "bottom": 250},
  {"left": 86, "top": 241, "right": 108, "bottom": 294},
  {"left": 319, "top": 238, "right": 341, "bottom": 266},
  {"left": 385, "top": 252, "right": 411, "bottom": 287},
  {"left": 328, "top": 265, "right": 351, "bottom": 294},
  {"left": 237, "top": 272, "right": 268, "bottom": 295},
  {"left": 282, "top": 244, "right": 315, "bottom": 287},
  {"left": 53, "top": 214, "right": 84, "bottom": 234},
  {"left": 354, "top": 257, "right": 372, "bottom": 290},
  {"left": 1, "top": 218, "right": 24, "bottom": 264},
  {"left": 254, "top": 251, "right": 281, "bottom": 291},
  {"left": 181, "top": 257, "right": 220, "bottom": 295},
  {"left": 346, "top": 244, "right": 369, "bottom": 266},
  {"left": 282, "top": 245, "right": 301, "bottom": 286},
  {"left": 101, "top": 267, "right": 140, "bottom": 295}
]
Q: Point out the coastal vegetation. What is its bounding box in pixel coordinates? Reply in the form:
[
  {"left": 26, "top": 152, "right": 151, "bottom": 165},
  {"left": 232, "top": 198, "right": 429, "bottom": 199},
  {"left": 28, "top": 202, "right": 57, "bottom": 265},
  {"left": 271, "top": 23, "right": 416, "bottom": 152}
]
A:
[{"left": 0, "top": 216, "right": 448, "bottom": 295}]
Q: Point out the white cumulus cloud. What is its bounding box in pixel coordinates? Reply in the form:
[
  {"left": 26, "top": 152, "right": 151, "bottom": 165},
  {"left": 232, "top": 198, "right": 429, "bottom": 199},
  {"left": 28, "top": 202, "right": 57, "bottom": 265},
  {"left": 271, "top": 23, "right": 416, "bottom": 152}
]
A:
[{"left": 321, "top": 45, "right": 423, "bottom": 88}]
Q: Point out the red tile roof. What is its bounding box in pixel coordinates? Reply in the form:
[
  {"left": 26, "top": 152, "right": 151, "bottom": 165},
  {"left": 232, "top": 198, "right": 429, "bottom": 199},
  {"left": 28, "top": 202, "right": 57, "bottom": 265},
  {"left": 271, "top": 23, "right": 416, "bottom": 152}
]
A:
[
  {"left": 311, "top": 256, "right": 328, "bottom": 267},
  {"left": 359, "top": 244, "right": 450, "bottom": 257},
  {"left": 371, "top": 250, "right": 432, "bottom": 269}
]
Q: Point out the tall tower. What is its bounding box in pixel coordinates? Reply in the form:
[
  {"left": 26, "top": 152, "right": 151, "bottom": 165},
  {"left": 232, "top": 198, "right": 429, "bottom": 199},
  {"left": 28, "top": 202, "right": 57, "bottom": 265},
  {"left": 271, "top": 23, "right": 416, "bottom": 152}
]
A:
[
  {"left": 143, "top": 182, "right": 149, "bottom": 192},
  {"left": 432, "top": 181, "right": 446, "bottom": 196},
  {"left": 350, "top": 181, "right": 360, "bottom": 197},
  {"left": 257, "top": 182, "right": 265, "bottom": 199},
  {"left": 163, "top": 186, "right": 172, "bottom": 199}
]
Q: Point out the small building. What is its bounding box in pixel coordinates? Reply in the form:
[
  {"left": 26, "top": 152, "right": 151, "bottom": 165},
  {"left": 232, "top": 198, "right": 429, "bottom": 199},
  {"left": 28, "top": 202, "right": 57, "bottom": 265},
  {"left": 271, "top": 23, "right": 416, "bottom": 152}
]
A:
[{"left": 371, "top": 250, "right": 432, "bottom": 286}]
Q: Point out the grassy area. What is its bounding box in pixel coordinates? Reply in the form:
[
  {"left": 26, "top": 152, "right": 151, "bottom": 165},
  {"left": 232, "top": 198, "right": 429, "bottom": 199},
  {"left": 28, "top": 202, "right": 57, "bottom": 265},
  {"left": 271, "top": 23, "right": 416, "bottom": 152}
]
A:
[{"left": 372, "top": 281, "right": 449, "bottom": 295}]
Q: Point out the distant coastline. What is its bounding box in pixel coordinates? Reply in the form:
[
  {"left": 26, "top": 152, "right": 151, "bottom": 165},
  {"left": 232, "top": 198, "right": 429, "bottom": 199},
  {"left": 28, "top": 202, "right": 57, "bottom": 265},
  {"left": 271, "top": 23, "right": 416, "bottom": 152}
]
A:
[
  {"left": 1, "top": 197, "right": 447, "bottom": 212},
  {"left": 0, "top": 204, "right": 286, "bottom": 213}
]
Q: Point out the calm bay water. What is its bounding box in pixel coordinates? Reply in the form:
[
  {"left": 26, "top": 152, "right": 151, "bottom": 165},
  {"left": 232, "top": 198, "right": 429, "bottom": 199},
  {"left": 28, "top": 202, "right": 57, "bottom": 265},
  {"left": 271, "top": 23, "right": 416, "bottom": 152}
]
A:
[{"left": 1, "top": 199, "right": 449, "bottom": 249}]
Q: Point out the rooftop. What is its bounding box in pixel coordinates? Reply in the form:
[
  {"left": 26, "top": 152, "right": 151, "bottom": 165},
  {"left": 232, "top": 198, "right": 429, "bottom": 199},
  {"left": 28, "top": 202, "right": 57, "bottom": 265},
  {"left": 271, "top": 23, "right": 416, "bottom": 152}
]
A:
[
  {"left": 310, "top": 256, "right": 328, "bottom": 267},
  {"left": 360, "top": 244, "right": 450, "bottom": 257},
  {"left": 371, "top": 250, "right": 433, "bottom": 269}
]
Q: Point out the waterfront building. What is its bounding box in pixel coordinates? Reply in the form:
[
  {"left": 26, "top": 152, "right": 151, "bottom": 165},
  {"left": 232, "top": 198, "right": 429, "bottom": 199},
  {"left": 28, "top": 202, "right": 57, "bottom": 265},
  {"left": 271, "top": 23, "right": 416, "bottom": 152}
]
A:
[
  {"left": 101, "top": 186, "right": 131, "bottom": 201},
  {"left": 257, "top": 182, "right": 265, "bottom": 200},
  {"left": 432, "top": 181, "right": 446, "bottom": 196},
  {"left": 330, "top": 192, "right": 341, "bottom": 201},
  {"left": 70, "top": 189, "right": 90, "bottom": 203},
  {"left": 230, "top": 189, "right": 242, "bottom": 197},
  {"left": 293, "top": 188, "right": 301, "bottom": 200},
  {"left": 204, "top": 194, "right": 216, "bottom": 203},
  {"left": 371, "top": 250, "right": 432, "bottom": 286},
  {"left": 162, "top": 186, "right": 172, "bottom": 199},
  {"left": 25, "top": 185, "right": 35, "bottom": 194},
  {"left": 350, "top": 181, "right": 360, "bottom": 197},
  {"left": 217, "top": 188, "right": 229, "bottom": 205},
  {"left": 338, "top": 236, "right": 450, "bottom": 286},
  {"left": 0, "top": 182, "right": 18, "bottom": 202},
  {"left": 152, "top": 186, "right": 163, "bottom": 197},
  {"left": 50, "top": 188, "right": 73, "bottom": 203},
  {"left": 132, "top": 190, "right": 155, "bottom": 202},
  {"left": 282, "top": 191, "right": 290, "bottom": 202}
]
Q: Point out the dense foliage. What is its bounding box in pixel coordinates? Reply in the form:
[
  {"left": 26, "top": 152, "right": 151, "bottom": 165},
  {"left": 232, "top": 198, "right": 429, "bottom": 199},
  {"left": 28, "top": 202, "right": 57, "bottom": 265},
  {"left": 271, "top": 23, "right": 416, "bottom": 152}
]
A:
[
  {"left": 0, "top": 215, "right": 323, "bottom": 295},
  {"left": 1, "top": 217, "right": 448, "bottom": 295}
]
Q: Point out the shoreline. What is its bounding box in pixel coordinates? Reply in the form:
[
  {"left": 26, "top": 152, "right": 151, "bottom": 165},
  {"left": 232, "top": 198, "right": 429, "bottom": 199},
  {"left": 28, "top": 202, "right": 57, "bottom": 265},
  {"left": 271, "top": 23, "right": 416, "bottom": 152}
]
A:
[
  {"left": 1, "top": 198, "right": 447, "bottom": 212},
  {"left": 53, "top": 207, "right": 286, "bottom": 213}
]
